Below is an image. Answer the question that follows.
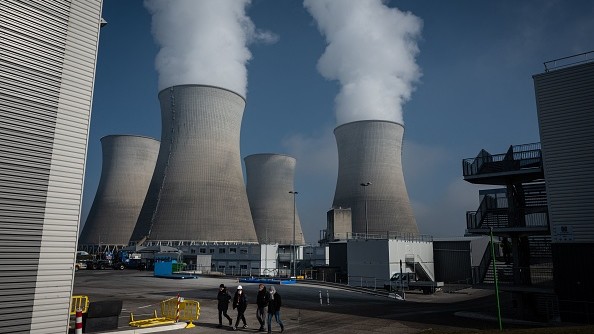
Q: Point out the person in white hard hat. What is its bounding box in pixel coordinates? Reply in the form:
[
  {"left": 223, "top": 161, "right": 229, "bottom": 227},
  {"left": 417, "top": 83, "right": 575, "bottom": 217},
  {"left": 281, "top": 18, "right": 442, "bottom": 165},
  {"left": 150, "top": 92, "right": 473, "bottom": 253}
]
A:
[{"left": 232, "top": 285, "right": 248, "bottom": 330}]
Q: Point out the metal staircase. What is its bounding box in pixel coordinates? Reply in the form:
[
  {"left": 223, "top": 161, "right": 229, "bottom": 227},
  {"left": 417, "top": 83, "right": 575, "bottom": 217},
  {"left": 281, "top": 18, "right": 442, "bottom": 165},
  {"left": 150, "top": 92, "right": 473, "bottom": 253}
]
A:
[
  {"left": 466, "top": 182, "right": 549, "bottom": 231},
  {"left": 482, "top": 259, "right": 514, "bottom": 285},
  {"left": 405, "top": 254, "right": 435, "bottom": 282},
  {"left": 463, "top": 143, "right": 544, "bottom": 185}
]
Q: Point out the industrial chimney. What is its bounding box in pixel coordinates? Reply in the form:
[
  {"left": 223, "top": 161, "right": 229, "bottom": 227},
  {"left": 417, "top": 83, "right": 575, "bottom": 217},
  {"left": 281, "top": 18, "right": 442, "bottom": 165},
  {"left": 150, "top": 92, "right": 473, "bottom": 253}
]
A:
[
  {"left": 332, "top": 120, "right": 419, "bottom": 236},
  {"left": 79, "top": 135, "right": 160, "bottom": 246},
  {"left": 130, "top": 85, "right": 258, "bottom": 243},
  {"left": 245, "top": 154, "right": 305, "bottom": 245}
]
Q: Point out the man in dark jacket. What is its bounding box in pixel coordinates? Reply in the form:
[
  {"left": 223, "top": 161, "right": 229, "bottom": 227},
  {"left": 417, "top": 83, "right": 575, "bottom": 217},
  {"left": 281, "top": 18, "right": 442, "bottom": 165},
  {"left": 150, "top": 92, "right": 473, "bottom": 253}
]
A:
[
  {"left": 233, "top": 285, "right": 248, "bottom": 330},
  {"left": 267, "top": 286, "right": 284, "bottom": 333},
  {"left": 256, "top": 284, "right": 269, "bottom": 331},
  {"left": 217, "top": 284, "right": 233, "bottom": 328}
]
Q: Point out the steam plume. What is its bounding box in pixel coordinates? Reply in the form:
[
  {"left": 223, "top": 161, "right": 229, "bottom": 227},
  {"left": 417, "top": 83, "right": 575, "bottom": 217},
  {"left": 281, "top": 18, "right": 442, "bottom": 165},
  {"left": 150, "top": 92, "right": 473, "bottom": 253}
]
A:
[
  {"left": 304, "top": 0, "right": 422, "bottom": 125},
  {"left": 145, "top": 0, "right": 277, "bottom": 97}
]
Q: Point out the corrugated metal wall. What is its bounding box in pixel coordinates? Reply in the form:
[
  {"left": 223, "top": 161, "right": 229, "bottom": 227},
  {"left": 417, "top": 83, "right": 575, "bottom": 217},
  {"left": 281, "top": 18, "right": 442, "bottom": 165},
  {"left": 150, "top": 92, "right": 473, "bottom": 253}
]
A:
[
  {"left": 0, "top": 0, "right": 102, "bottom": 332},
  {"left": 533, "top": 62, "right": 594, "bottom": 243},
  {"left": 534, "top": 60, "right": 594, "bottom": 322},
  {"left": 433, "top": 240, "right": 472, "bottom": 284}
]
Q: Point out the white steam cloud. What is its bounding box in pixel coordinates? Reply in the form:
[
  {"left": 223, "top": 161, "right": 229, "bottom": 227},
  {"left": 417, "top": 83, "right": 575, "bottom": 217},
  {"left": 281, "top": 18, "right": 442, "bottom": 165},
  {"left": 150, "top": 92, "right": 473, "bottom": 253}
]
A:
[
  {"left": 145, "top": 0, "right": 277, "bottom": 97},
  {"left": 304, "top": 0, "right": 423, "bottom": 125}
]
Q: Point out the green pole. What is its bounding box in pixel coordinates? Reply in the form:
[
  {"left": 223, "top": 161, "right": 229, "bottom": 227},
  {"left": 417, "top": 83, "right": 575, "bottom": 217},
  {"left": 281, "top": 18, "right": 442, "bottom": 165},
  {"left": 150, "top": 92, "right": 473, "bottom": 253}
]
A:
[{"left": 490, "top": 227, "right": 503, "bottom": 331}]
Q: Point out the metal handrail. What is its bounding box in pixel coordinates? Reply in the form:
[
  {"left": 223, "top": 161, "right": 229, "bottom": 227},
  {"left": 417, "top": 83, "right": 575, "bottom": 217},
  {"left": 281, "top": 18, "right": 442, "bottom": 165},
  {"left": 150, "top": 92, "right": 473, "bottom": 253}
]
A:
[
  {"left": 348, "top": 232, "right": 433, "bottom": 242},
  {"left": 463, "top": 145, "right": 542, "bottom": 177},
  {"left": 544, "top": 50, "right": 594, "bottom": 72}
]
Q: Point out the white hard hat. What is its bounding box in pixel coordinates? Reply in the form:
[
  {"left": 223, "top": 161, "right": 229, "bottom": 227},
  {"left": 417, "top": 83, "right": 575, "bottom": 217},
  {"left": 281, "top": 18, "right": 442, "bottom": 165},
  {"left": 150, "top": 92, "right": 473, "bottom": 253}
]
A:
[{"left": 237, "top": 285, "right": 243, "bottom": 290}]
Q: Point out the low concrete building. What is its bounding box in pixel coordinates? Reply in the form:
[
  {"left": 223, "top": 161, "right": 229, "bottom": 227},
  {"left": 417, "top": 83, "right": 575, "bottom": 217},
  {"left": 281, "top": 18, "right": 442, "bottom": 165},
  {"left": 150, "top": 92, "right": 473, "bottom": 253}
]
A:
[
  {"left": 346, "top": 236, "right": 435, "bottom": 287},
  {"left": 177, "top": 243, "right": 279, "bottom": 276}
]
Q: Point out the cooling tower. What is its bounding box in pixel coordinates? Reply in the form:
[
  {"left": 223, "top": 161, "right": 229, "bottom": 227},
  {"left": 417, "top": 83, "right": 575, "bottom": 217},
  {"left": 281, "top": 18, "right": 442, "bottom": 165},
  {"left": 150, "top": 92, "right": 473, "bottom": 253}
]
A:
[
  {"left": 332, "top": 120, "right": 419, "bottom": 236},
  {"left": 130, "top": 85, "right": 258, "bottom": 243},
  {"left": 245, "top": 154, "right": 305, "bottom": 245},
  {"left": 80, "top": 135, "right": 160, "bottom": 245}
]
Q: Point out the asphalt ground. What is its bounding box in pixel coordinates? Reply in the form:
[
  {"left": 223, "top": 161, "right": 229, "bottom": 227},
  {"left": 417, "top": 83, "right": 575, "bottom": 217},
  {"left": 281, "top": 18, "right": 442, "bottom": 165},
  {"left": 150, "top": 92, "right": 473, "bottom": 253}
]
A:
[{"left": 72, "top": 269, "right": 545, "bottom": 333}]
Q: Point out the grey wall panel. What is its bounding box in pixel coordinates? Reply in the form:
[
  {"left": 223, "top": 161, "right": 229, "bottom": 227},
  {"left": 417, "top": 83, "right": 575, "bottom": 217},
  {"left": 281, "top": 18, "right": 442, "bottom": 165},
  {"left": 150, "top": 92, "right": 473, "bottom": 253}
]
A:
[
  {"left": 131, "top": 85, "right": 257, "bottom": 243},
  {"left": 80, "top": 135, "right": 159, "bottom": 246},
  {"left": 433, "top": 240, "right": 472, "bottom": 283},
  {"left": 245, "top": 154, "right": 305, "bottom": 245},
  {"left": 0, "top": 0, "right": 102, "bottom": 333},
  {"left": 332, "top": 121, "right": 419, "bottom": 236},
  {"left": 552, "top": 243, "right": 594, "bottom": 321},
  {"left": 534, "top": 62, "right": 594, "bottom": 243}
]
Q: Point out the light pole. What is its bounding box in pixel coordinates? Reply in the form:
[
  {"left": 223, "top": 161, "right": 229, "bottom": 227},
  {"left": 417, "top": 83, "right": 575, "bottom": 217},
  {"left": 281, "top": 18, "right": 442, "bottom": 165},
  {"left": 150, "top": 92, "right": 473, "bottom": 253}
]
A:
[
  {"left": 289, "top": 191, "right": 298, "bottom": 278},
  {"left": 360, "top": 182, "right": 372, "bottom": 238}
]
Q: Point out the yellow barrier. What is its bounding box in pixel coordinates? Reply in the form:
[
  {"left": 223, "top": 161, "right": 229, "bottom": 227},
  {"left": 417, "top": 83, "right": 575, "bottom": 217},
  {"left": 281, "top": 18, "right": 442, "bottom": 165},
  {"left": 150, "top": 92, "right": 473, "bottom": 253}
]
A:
[
  {"left": 129, "top": 310, "right": 175, "bottom": 328},
  {"left": 70, "top": 295, "right": 90, "bottom": 315},
  {"left": 129, "top": 297, "right": 200, "bottom": 329},
  {"left": 161, "top": 297, "right": 201, "bottom": 328}
]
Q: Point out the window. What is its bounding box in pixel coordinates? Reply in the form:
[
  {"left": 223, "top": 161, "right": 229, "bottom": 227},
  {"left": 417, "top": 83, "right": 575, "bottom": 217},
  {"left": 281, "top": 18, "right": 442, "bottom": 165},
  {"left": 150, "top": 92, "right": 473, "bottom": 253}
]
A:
[
  {"left": 229, "top": 247, "right": 237, "bottom": 254},
  {"left": 219, "top": 248, "right": 226, "bottom": 254},
  {"left": 209, "top": 249, "right": 215, "bottom": 254},
  {"left": 199, "top": 248, "right": 206, "bottom": 254},
  {"left": 240, "top": 248, "right": 248, "bottom": 254},
  {"left": 240, "top": 264, "right": 248, "bottom": 270},
  {"left": 190, "top": 248, "right": 196, "bottom": 254}
]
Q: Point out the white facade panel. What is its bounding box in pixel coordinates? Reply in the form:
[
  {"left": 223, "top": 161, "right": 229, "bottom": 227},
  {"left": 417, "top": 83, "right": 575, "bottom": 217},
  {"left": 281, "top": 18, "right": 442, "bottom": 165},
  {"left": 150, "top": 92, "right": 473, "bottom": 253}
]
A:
[
  {"left": 0, "top": 0, "right": 102, "bottom": 332},
  {"left": 534, "top": 61, "right": 594, "bottom": 243},
  {"left": 347, "top": 238, "right": 435, "bottom": 286}
]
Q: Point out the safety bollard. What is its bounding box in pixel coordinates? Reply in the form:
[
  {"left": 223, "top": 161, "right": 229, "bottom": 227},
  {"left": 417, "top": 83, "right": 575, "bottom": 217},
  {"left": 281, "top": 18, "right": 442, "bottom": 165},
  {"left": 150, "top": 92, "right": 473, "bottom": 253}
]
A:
[
  {"left": 326, "top": 290, "right": 330, "bottom": 305},
  {"left": 75, "top": 308, "right": 83, "bottom": 334},
  {"left": 319, "top": 291, "right": 322, "bottom": 305}
]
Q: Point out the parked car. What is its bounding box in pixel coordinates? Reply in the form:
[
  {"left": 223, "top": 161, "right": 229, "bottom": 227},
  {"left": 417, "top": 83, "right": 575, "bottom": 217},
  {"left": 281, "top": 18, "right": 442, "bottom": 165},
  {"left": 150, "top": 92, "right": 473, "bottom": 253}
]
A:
[{"left": 75, "top": 261, "right": 87, "bottom": 271}]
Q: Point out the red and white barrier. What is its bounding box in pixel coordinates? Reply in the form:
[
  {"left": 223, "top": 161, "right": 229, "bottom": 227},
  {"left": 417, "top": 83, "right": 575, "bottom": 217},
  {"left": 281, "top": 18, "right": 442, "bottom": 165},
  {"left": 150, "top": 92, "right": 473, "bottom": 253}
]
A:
[
  {"left": 175, "top": 295, "right": 181, "bottom": 323},
  {"left": 75, "top": 308, "right": 83, "bottom": 334}
]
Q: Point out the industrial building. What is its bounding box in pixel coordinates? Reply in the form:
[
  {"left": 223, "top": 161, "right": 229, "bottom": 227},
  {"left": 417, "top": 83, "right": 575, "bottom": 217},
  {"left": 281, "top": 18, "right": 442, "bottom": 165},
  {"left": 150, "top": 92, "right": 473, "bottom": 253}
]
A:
[
  {"left": 533, "top": 54, "right": 594, "bottom": 322},
  {"left": 0, "top": 0, "right": 104, "bottom": 332},
  {"left": 460, "top": 52, "right": 594, "bottom": 323},
  {"left": 432, "top": 236, "right": 490, "bottom": 285},
  {"left": 347, "top": 237, "right": 436, "bottom": 287},
  {"left": 129, "top": 85, "right": 258, "bottom": 244},
  {"left": 332, "top": 120, "right": 419, "bottom": 236},
  {"left": 79, "top": 135, "right": 160, "bottom": 251},
  {"left": 178, "top": 243, "right": 279, "bottom": 277}
]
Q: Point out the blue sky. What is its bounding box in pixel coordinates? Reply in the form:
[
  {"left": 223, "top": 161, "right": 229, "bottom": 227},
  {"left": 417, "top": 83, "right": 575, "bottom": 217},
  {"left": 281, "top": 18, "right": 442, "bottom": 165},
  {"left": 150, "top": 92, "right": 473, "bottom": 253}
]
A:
[{"left": 84, "top": 0, "right": 594, "bottom": 244}]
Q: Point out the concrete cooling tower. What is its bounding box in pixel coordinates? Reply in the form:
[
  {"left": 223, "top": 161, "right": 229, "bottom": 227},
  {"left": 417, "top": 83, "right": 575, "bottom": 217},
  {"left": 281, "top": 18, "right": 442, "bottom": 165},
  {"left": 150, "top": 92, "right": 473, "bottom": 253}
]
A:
[
  {"left": 245, "top": 154, "right": 305, "bottom": 245},
  {"left": 332, "top": 120, "right": 419, "bottom": 236},
  {"left": 130, "top": 85, "right": 258, "bottom": 243},
  {"left": 79, "top": 135, "right": 160, "bottom": 246}
]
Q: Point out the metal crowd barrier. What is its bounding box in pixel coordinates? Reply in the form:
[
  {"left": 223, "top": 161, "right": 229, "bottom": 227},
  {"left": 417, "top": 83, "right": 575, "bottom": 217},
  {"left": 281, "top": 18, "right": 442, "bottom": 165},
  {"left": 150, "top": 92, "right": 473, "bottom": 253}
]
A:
[{"left": 129, "top": 296, "right": 200, "bottom": 328}]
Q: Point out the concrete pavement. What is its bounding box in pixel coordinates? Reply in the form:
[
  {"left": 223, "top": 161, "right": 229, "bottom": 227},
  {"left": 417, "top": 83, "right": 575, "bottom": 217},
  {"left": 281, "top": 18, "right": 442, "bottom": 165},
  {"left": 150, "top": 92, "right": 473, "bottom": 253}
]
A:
[{"left": 73, "top": 270, "right": 519, "bottom": 333}]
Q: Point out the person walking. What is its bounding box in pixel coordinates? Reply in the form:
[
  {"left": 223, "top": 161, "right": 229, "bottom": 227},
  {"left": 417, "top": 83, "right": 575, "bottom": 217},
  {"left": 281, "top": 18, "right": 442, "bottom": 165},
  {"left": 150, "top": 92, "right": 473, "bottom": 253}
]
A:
[
  {"left": 217, "top": 284, "right": 233, "bottom": 328},
  {"left": 267, "top": 286, "right": 284, "bottom": 333},
  {"left": 232, "top": 285, "right": 248, "bottom": 330},
  {"left": 256, "top": 284, "right": 269, "bottom": 331}
]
